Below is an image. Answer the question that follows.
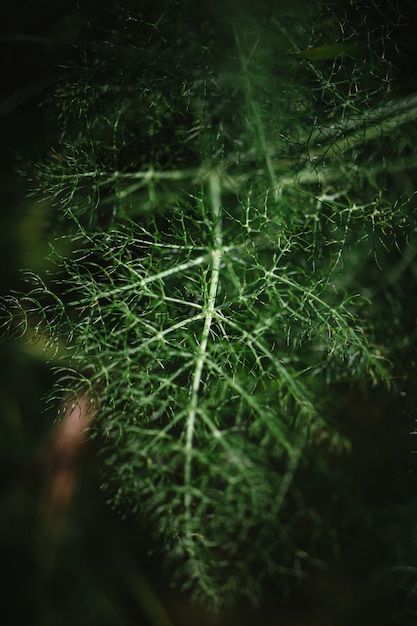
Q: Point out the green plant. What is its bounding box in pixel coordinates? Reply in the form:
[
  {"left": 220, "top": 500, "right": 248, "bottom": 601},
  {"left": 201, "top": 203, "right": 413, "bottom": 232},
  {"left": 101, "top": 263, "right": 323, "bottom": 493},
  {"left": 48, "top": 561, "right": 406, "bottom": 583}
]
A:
[{"left": 3, "top": 0, "right": 417, "bottom": 611}]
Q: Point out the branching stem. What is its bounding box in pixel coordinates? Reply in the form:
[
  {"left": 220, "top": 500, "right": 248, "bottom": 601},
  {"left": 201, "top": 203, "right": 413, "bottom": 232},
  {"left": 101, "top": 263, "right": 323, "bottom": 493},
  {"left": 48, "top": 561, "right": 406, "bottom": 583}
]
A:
[{"left": 184, "top": 173, "right": 223, "bottom": 563}]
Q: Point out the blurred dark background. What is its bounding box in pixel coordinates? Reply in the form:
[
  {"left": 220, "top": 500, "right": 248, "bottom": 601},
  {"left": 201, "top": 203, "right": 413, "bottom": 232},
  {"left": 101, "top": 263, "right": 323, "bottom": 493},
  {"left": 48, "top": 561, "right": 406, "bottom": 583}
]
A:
[
  {"left": 0, "top": 4, "right": 183, "bottom": 625},
  {"left": 2, "top": 2, "right": 417, "bottom": 625}
]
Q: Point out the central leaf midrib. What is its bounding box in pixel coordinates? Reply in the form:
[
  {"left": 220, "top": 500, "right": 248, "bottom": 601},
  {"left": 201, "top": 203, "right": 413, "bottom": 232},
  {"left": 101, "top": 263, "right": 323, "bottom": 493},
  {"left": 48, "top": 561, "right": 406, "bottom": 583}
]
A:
[{"left": 183, "top": 173, "right": 223, "bottom": 563}]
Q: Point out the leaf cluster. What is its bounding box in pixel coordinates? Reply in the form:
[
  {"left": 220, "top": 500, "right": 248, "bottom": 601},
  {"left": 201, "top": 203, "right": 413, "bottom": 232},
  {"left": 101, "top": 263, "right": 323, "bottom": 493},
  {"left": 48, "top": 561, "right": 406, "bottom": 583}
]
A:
[{"left": 2, "top": 0, "right": 417, "bottom": 609}]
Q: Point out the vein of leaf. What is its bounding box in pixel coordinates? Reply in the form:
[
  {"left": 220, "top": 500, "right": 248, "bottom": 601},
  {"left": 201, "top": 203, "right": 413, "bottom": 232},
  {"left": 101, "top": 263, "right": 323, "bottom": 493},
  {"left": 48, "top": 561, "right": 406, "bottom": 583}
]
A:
[
  {"left": 134, "top": 408, "right": 190, "bottom": 457},
  {"left": 307, "top": 92, "right": 417, "bottom": 146},
  {"left": 204, "top": 357, "right": 293, "bottom": 451},
  {"left": 124, "top": 313, "right": 206, "bottom": 355},
  {"left": 272, "top": 274, "right": 362, "bottom": 344},
  {"left": 271, "top": 442, "right": 304, "bottom": 517},
  {"left": 69, "top": 254, "right": 208, "bottom": 305},
  {"left": 49, "top": 166, "right": 268, "bottom": 199},
  {"left": 242, "top": 298, "right": 311, "bottom": 334},
  {"left": 215, "top": 312, "right": 315, "bottom": 416},
  {"left": 307, "top": 101, "right": 417, "bottom": 161},
  {"left": 199, "top": 411, "right": 259, "bottom": 486},
  {"left": 184, "top": 172, "right": 222, "bottom": 558},
  {"left": 48, "top": 166, "right": 202, "bottom": 183},
  {"left": 106, "top": 166, "right": 202, "bottom": 183},
  {"left": 129, "top": 239, "right": 208, "bottom": 252},
  {"left": 96, "top": 287, "right": 204, "bottom": 315},
  {"left": 162, "top": 296, "right": 203, "bottom": 310},
  {"left": 278, "top": 109, "right": 417, "bottom": 189},
  {"left": 120, "top": 254, "right": 209, "bottom": 288},
  {"left": 234, "top": 28, "right": 277, "bottom": 189},
  {"left": 146, "top": 360, "right": 195, "bottom": 393},
  {"left": 105, "top": 298, "right": 204, "bottom": 340},
  {"left": 97, "top": 369, "right": 196, "bottom": 458}
]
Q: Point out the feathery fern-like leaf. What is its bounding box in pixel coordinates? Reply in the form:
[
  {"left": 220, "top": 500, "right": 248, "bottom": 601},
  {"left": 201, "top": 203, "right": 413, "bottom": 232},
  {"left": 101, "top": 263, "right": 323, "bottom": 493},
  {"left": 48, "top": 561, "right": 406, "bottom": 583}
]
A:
[{"left": 2, "top": 0, "right": 417, "bottom": 608}]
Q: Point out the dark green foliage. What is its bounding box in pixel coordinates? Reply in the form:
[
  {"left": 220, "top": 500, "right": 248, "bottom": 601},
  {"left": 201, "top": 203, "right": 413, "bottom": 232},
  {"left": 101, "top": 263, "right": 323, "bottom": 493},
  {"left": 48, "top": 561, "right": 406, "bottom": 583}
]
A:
[{"left": 2, "top": 0, "right": 417, "bottom": 610}]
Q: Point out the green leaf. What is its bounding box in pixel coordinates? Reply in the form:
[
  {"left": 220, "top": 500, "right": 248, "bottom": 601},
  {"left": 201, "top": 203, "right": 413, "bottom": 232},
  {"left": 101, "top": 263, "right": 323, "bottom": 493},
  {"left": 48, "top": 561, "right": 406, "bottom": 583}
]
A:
[{"left": 2, "top": 0, "right": 416, "bottom": 611}]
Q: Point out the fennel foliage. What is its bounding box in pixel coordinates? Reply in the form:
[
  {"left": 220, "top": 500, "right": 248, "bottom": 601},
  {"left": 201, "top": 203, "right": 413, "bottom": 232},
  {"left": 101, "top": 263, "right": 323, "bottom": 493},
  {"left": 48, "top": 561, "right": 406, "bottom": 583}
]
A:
[{"left": 2, "top": 0, "right": 417, "bottom": 609}]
